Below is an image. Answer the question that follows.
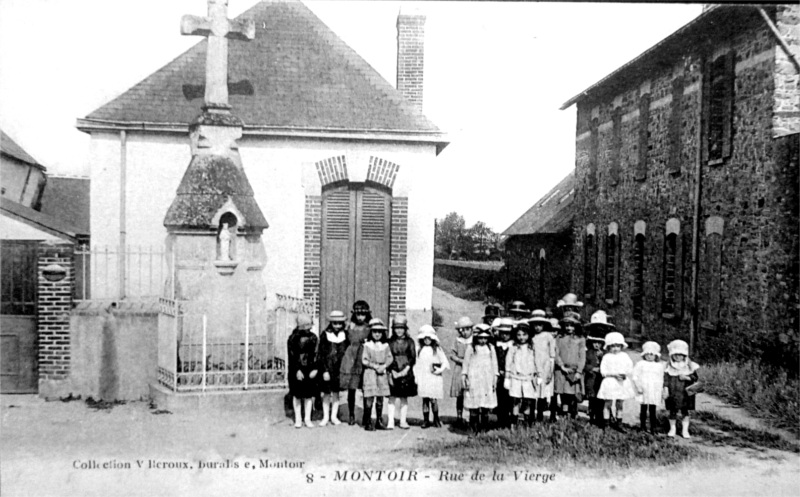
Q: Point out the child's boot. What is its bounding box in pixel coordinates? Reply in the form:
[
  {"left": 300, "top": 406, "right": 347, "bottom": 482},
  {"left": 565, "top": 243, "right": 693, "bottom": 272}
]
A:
[
  {"left": 304, "top": 399, "right": 315, "bottom": 428},
  {"left": 667, "top": 419, "right": 677, "bottom": 437},
  {"left": 399, "top": 403, "right": 410, "bottom": 429},
  {"left": 422, "top": 403, "right": 431, "bottom": 429},
  {"left": 549, "top": 396, "right": 558, "bottom": 422},
  {"left": 649, "top": 406, "right": 658, "bottom": 435},
  {"left": 536, "top": 399, "right": 546, "bottom": 422},
  {"left": 363, "top": 400, "right": 373, "bottom": 431},
  {"left": 639, "top": 406, "right": 648, "bottom": 432},
  {"left": 375, "top": 400, "right": 387, "bottom": 431},
  {"left": 319, "top": 400, "right": 330, "bottom": 427},
  {"left": 331, "top": 400, "right": 342, "bottom": 425},
  {"left": 348, "top": 391, "right": 356, "bottom": 425},
  {"left": 469, "top": 413, "right": 479, "bottom": 435},
  {"left": 681, "top": 417, "right": 691, "bottom": 439},
  {"left": 386, "top": 401, "right": 396, "bottom": 430},
  {"left": 432, "top": 404, "right": 442, "bottom": 428}
]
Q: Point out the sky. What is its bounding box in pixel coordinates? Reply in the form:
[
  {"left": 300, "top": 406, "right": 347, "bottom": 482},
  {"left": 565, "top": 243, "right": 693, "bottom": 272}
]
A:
[{"left": 0, "top": 0, "right": 703, "bottom": 233}]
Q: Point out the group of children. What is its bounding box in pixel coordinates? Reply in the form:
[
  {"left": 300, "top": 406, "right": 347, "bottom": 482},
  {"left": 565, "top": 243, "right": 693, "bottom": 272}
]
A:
[{"left": 287, "top": 294, "right": 701, "bottom": 438}]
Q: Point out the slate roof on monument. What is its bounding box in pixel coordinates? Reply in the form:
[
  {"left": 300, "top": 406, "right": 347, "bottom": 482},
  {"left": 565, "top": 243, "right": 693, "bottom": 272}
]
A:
[
  {"left": 502, "top": 171, "right": 576, "bottom": 237},
  {"left": 1, "top": 129, "right": 45, "bottom": 170},
  {"left": 79, "top": 0, "right": 444, "bottom": 139}
]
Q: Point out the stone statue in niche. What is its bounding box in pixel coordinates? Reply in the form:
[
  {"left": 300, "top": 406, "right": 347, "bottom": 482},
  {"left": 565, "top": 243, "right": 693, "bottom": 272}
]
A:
[{"left": 218, "top": 222, "right": 233, "bottom": 261}]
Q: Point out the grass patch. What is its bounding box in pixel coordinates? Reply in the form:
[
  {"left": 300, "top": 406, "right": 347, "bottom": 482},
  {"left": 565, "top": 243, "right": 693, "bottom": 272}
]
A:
[
  {"left": 701, "top": 361, "right": 800, "bottom": 437},
  {"left": 433, "top": 276, "right": 485, "bottom": 301},
  {"left": 692, "top": 411, "right": 799, "bottom": 453},
  {"left": 416, "top": 418, "right": 702, "bottom": 470}
]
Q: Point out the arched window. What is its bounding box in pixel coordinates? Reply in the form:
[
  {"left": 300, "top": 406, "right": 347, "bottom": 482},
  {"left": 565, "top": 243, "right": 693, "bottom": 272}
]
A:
[
  {"left": 662, "top": 218, "right": 681, "bottom": 316},
  {"left": 583, "top": 224, "right": 596, "bottom": 298},
  {"left": 605, "top": 222, "right": 620, "bottom": 304},
  {"left": 632, "top": 221, "right": 647, "bottom": 321}
]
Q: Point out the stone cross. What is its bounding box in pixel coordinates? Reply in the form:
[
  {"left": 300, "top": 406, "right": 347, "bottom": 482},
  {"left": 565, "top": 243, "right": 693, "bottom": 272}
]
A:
[{"left": 181, "top": 0, "right": 255, "bottom": 110}]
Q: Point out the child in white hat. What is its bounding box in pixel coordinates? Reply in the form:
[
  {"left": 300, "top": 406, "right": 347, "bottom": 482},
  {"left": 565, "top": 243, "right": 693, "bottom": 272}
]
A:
[
  {"left": 415, "top": 325, "right": 450, "bottom": 428},
  {"left": 596, "top": 317, "right": 635, "bottom": 432},
  {"left": 632, "top": 341, "right": 665, "bottom": 434},
  {"left": 493, "top": 317, "right": 515, "bottom": 428},
  {"left": 530, "top": 310, "right": 557, "bottom": 422},
  {"left": 663, "top": 339, "right": 700, "bottom": 438},
  {"left": 462, "top": 324, "right": 499, "bottom": 434}
]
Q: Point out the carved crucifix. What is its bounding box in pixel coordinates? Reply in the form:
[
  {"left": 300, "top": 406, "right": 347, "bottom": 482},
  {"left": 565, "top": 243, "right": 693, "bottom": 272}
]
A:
[{"left": 181, "top": 0, "right": 255, "bottom": 110}]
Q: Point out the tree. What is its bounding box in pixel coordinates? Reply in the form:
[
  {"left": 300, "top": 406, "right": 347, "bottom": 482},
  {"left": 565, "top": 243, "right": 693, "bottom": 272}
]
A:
[{"left": 435, "top": 212, "right": 466, "bottom": 258}]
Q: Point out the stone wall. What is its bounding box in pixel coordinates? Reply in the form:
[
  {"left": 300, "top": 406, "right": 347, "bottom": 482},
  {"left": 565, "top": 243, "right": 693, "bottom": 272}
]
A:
[
  {"left": 504, "top": 232, "right": 574, "bottom": 312},
  {"left": 570, "top": 9, "right": 799, "bottom": 361}
]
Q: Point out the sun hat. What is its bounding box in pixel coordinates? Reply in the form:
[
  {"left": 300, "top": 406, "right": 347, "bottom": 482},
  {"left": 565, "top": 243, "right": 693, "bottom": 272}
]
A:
[
  {"left": 473, "top": 323, "right": 492, "bottom": 338},
  {"left": 392, "top": 314, "right": 408, "bottom": 328},
  {"left": 508, "top": 301, "right": 530, "bottom": 316},
  {"left": 560, "top": 311, "right": 583, "bottom": 326},
  {"left": 667, "top": 339, "right": 689, "bottom": 356},
  {"left": 585, "top": 310, "right": 615, "bottom": 331},
  {"left": 296, "top": 313, "right": 313, "bottom": 331},
  {"left": 417, "top": 324, "right": 440, "bottom": 342},
  {"left": 641, "top": 341, "right": 661, "bottom": 357},
  {"left": 497, "top": 317, "right": 515, "bottom": 330},
  {"left": 514, "top": 321, "right": 531, "bottom": 334},
  {"left": 455, "top": 316, "right": 474, "bottom": 329},
  {"left": 557, "top": 293, "right": 584, "bottom": 308},
  {"left": 369, "top": 318, "right": 388, "bottom": 331},
  {"left": 603, "top": 331, "right": 628, "bottom": 349},
  {"left": 328, "top": 310, "right": 346, "bottom": 322},
  {"left": 549, "top": 318, "right": 561, "bottom": 331},
  {"left": 528, "top": 309, "right": 552, "bottom": 330}
]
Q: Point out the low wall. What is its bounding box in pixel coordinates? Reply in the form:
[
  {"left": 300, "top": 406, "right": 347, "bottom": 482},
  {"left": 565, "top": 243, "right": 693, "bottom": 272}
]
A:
[
  {"left": 433, "top": 259, "right": 504, "bottom": 301},
  {"left": 39, "top": 301, "right": 158, "bottom": 401}
]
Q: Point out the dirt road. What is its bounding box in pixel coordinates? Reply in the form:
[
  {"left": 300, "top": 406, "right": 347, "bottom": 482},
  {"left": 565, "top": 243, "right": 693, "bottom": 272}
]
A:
[{"left": 1, "top": 288, "right": 798, "bottom": 497}]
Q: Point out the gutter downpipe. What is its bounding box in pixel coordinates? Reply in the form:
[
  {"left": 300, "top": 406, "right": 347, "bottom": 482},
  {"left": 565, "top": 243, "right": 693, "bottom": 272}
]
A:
[
  {"left": 119, "top": 130, "right": 127, "bottom": 300},
  {"left": 689, "top": 60, "right": 705, "bottom": 355}
]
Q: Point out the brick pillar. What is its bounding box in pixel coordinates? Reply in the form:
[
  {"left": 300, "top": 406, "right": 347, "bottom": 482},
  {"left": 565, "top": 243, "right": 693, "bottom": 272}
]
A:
[
  {"left": 37, "top": 242, "right": 74, "bottom": 380},
  {"left": 303, "top": 195, "right": 322, "bottom": 315},
  {"left": 390, "top": 198, "right": 408, "bottom": 314},
  {"left": 397, "top": 9, "right": 425, "bottom": 112}
]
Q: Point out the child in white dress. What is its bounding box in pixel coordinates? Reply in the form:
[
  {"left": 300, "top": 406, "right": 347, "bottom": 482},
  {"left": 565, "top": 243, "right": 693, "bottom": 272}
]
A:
[
  {"left": 462, "top": 324, "right": 498, "bottom": 434},
  {"left": 504, "top": 322, "right": 537, "bottom": 427},
  {"left": 632, "top": 341, "right": 665, "bottom": 435},
  {"left": 597, "top": 330, "right": 635, "bottom": 432},
  {"left": 414, "top": 325, "right": 450, "bottom": 428}
]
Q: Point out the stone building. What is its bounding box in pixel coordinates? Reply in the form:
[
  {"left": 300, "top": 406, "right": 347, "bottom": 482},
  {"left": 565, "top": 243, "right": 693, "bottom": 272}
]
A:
[
  {"left": 76, "top": 1, "right": 447, "bottom": 332},
  {"left": 500, "top": 172, "right": 576, "bottom": 312},
  {"left": 561, "top": 5, "right": 798, "bottom": 359}
]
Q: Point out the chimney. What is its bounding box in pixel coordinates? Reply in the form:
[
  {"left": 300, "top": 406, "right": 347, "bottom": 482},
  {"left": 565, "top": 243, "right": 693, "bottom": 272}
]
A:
[{"left": 397, "top": 8, "right": 425, "bottom": 113}]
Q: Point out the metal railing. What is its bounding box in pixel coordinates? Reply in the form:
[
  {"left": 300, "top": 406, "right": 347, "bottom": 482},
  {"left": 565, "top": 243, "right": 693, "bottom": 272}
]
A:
[{"left": 74, "top": 245, "right": 168, "bottom": 301}]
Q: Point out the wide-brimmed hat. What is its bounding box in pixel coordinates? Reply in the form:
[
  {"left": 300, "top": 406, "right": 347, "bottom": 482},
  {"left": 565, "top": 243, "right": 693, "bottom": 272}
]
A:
[
  {"left": 528, "top": 309, "right": 552, "bottom": 330},
  {"left": 368, "top": 318, "right": 388, "bottom": 331},
  {"left": 549, "top": 318, "right": 562, "bottom": 331},
  {"left": 604, "top": 331, "right": 628, "bottom": 349},
  {"left": 667, "top": 339, "right": 689, "bottom": 356},
  {"left": 586, "top": 310, "right": 615, "bottom": 331},
  {"left": 514, "top": 321, "right": 531, "bottom": 334},
  {"left": 328, "top": 310, "right": 346, "bottom": 322},
  {"left": 483, "top": 303, "right": 504, "bottom": 319},
  {"left": 417, "top": 324, "right": 440, "bottom": 342},
  {"left": 296, "top": 313, "right": 313, "bottom": 331},
  {"left": 352, "top": 300, "right": 370, "bottom": 313},
  {"left": 455, "top": 316, "right": 474, "bottom": 329},
  {"left": 557, "top": 293, "right": 584, "bottom": 308},
  {"left": 560, "top": 311, "right": 583, "bottom": 326},
  {"left": 473, "top": 323, "right": 492, "bottom": 338},
  {"left": 508, "top": 301, "right": 530, "bottom": 315},
  {"left": 641, "top": 341, "right": 662, "bottom": 357},
  {"left": 496, "top": 317, "right": 514, "bottom": 332},
  {"left": 392, "top": 314, "right": 408, "bottom": 328}
]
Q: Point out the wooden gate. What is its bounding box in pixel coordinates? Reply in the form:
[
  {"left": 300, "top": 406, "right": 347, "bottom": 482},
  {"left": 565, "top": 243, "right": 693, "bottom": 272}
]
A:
[
  {"left": 320, "top": 184, "right": 391, "bottom": 324},
  {"left": 1, "top": 240, "right": 39, "bottom": 393}
]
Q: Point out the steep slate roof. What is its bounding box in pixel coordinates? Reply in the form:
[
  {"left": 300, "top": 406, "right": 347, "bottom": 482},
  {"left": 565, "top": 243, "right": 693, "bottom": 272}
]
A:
[
  {"left": 1, "top": 197, "right": 84, "bottom": 242},
  {"left": 39, "top": 176, "right": 91, "bottom": 235},
  {"left": 78, "top": 0, "right": 446, "bottom": 149},
  {"left": 0, "top": 129, "right": 45, "bottom": 170},
  {"left": 502, "top": 172, "right": 576, "bottom": 237},
  {"left": 560, "top": 5, "right": 766, "bottom": 110}
]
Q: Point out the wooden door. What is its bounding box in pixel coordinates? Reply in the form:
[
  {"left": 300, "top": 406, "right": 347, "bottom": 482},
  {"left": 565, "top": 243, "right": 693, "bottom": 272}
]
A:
[
  {"left": 321, "top": 184, "right": 391, "bottom": 325},
  {"left": 1, "top": 240, "right": 39, "bottom": 393}
]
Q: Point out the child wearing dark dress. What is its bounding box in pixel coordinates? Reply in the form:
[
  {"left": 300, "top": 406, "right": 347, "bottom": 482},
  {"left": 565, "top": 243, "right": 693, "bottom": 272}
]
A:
[
  {"left": 387, "top": 314, "right": 417, "bottom": 430},
  {"left": 317, "top": 310, "right": 348, "bottom": 427},
  {"left": 583, "top": 333, "right": 605, "bottom": 426},
  {"left": 338, "top": 300, "right": 372, "bottom": 425},
  {"left": 287, "top": 313, "right": 319, "bottom": 429},
  {"left": 493, "top": 318, "right": 515, "bottom": 428},
  {"left": 663, "top": 339, "right": 700, "bottom": 438}
]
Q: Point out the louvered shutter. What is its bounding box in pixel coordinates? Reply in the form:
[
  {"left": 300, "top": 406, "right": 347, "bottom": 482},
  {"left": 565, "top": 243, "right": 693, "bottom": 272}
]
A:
[
  {"left": 354, "top": 188, "right": 391, "bottom": 324},
  {"left": 321, "top": 187, "right": 356, "bottom": 324}
]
